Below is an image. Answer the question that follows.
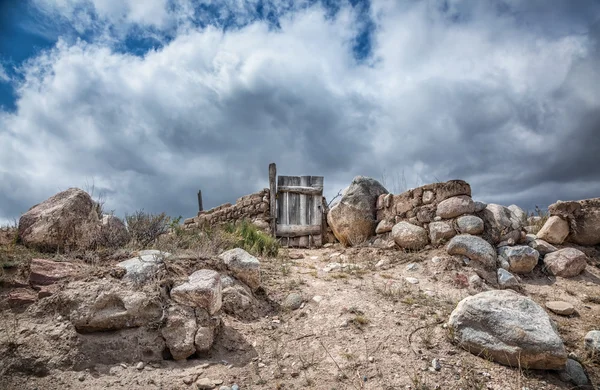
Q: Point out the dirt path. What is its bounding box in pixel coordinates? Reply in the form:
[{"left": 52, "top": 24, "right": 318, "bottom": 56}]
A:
[{"left": 2, "top": 245, "right": 600, "bottom": 389}]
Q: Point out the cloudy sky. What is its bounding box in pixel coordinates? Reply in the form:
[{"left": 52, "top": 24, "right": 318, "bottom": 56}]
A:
[{"left": 1, "top": 0, "right": 599, "bottom": 224}]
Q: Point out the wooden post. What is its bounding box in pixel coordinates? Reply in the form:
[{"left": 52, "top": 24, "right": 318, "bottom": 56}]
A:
[
  {"left": 269, "top": 163, "right": 277, "bottom": 237},
  {"left": 197, "top": 190, "right": 203, "bottom": 213}
]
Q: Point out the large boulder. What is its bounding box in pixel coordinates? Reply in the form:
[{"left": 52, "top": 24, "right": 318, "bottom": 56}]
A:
[
  {"left": 537, "top": 216, "right": 570, "bottom": 245},
  {"left": 507, "top": 205, "right": 527, "bottom": 225},
  {"left": 218, "top": 248, "right": 260, "bottom": 290},
  {"left": 170, "top": 269, "right": 222, "bottom": 314},
  {"left": 448, "top": 290, "right": 567, "bottom": 370},
  {"left": 436, "top": 195, "right": 475, "bottom": 219},
  {"left": 446, "top": 234, "right": 496, "bottom": 268},
  {"left": 327, "top": 176, "right": 388, "bottom": 246},
  {"left": 548, "top": 198, "right": 600, "bottom": 246},
  {"left": 497, "top": 246, "right": 539, "bottom": 274},
  {"left": 456, "top": 215, "right": 484, "bottom": 235},
  {"left": 392, "top": 222, "right": 429, "bottom": 250},
  {"left": 543, "top": 248, "right": 587, "bottom": 278},
  {"left": 18, "top": 188, "right": 101, "bottom": 251},
  {"left": 428, "top": 221, "right": 456, "bottom": 246},
  {"left": 480, "top": 204, "right": 523, "bottom": 244}
]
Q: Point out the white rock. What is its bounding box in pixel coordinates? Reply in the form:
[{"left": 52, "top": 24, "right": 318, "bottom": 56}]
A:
[
  {"left": 117, "top": 251, "right": 170, "bottom": 283},
  {"left": 218, "top": 248, "right": 261, "bottom": 290},
  {"left": 170, "top": 269, "right": 222, "bottom": 314},
  {"left": 323, "top": 262, "right": 342, "bottom": 272}
]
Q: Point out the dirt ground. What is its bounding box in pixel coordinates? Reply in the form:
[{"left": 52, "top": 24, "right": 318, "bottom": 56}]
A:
[{"left": 1, "top": 244, "right": 600, "bottom": 390}]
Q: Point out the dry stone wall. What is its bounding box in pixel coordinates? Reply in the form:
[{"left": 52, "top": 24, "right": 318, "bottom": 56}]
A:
[
  {"left": 183, "top": 189, "right": 270, "bottom": 230},
  {"left": 376, "top": 180, "right": 472, "bottom": 226},
  {"left": 368, "top": 180, "right": 495, "bottom": 250}
]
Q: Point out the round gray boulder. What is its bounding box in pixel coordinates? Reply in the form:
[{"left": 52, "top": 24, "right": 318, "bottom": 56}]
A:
[{"left": 392, "top": 222, "right": 429, "bottom": 250}]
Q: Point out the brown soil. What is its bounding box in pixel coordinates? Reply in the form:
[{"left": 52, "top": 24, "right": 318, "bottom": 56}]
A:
[{"left": 1, "top": 244, "right": 599, "bottom": 390}]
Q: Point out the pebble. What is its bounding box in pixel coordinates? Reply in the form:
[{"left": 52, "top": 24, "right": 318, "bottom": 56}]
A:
[
  {"left": 78, "top": 374, "right": 85, "bottom": 382},
  {"left": 431, "top": 256, "right": 443, "bottom": 264},
  {"left": 406, "top": 263, "right": 418, "bottom": 271},
  {"left": 545, "top": 301, "right": 575, "bottom": 316},
  {"left": 219, "top": 387, "right": 232, "bottom": 390},
  {"left": 405, "top": 277, "right": 419, "bottom": 284},
  {"left": 312, "top": 295, "right": 323, "bottom": 303},
  {"left": 257, "top": 362, "right": 266, "bottom": 368},
  {"left": 136, "top": 362, "right": 145, "bottom": 370},
  {"left": 323, "top": 262, "right": 342, "bottom": 272},
  {"left": 368, "top": 356, "right": 374, "bottom": 363},
  {"left": 183, "top": 377, "right": 194, "bottom": 385},
  {"left": 432, "top": 358, "right": 441, "bottom": 371},
  {"left": 232, "top": 385, "right": 240, "bottom": 390},
  {"left": 283, "top": 293, "right": 303, "bottom": 310},
  {"left": 376, "top": 259, "right": 390, "bottom": 268},
  {"left": 196, "top": 378, "right": 215, "bottom": 389}
]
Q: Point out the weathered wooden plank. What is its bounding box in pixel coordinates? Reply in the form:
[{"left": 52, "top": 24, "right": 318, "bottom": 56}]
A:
[
  {"left": 289, "top": 176, "right": 300, "bottom": 225},
  {"left": 269, "top": 163, "right": 277, "bottom": 237},
  {"left": 277, "top": 186, "right": 323, "bottom": 195},
  {"left": 277, "top": 176, "right": 286, "bottom": 225},
  {"left": 298, "top": 177, "right": 309, "bottom": 247},
  {"left": 310, "top": 177, "right": 324, "bottom": 226},
  {"left": 276, "top": 224, "right": 322, "bottom": 237}
]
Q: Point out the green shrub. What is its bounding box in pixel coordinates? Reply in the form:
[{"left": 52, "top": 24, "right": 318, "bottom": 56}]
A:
[{"left": 223, "top": 220, "right": 279, "bottom": 257}]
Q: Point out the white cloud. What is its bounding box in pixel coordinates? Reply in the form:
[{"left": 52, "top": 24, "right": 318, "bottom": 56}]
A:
[
  {"left": 1, "top": 0, "right": 599, "bottom": 222},
  {"left": 0, "top": 65, "right": 9, "bottom": 83}
]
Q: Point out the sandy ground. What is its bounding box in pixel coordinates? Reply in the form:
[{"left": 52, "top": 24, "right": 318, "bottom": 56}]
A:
[{"left": 1, "top": 244, "right": 600, "bottom": 390}]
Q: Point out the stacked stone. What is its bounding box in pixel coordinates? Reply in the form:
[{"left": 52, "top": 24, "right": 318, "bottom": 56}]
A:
[
  {"left": 183, "top": 189, "right": 270, "bottom": 229},
  {"left": 374, "top": 180, "right": 485, "bottom": 249}
]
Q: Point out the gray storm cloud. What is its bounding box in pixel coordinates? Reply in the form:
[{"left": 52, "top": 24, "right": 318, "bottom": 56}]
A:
[{"left": 1, "top": 0, "right": 599, "bottom": 224}]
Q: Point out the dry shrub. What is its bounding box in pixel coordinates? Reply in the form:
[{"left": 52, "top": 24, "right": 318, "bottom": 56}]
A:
[
  {"left": 125, "top": 210, "right": 170, "bottom": 248},
  {"left": 528, "top": 206, "right": 549, "bottom": 234},
  {"left": 98, "top": 215, "right": 130, "bottom": 248}
]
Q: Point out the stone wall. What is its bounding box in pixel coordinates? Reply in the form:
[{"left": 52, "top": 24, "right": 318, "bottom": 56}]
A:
[
  {"left": 376, "top": 180, "right": 473, "bottom": 228},
  {"left": 183, "top": 189, "right": 270, "bottom": 230},
  {"left": 370, "top": 180, "right": 494, "bottom": 249}
]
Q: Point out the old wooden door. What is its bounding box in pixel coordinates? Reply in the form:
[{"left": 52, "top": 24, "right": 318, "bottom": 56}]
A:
[{"left": 276, "top": 176, "right": 324, "bottom": 248}]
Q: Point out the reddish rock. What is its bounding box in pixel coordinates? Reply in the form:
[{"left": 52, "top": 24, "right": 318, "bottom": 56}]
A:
[
  {"left": 8, "top": 288, "right": 37, "bottom": 307},
  {"left": 37, "top": 284, "right": 59, "bottom": 298},
  {"left": 29, "top": 258, "right": 77, "bottom": 286}
]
